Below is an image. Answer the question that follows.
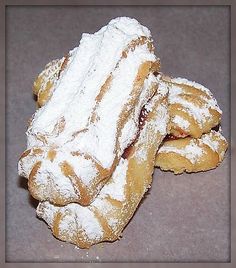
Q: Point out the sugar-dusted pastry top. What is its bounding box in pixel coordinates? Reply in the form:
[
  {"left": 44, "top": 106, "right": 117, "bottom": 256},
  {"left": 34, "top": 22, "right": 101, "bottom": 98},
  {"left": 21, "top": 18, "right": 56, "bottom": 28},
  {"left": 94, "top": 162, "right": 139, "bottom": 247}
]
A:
[
  {"left": 155, "top": 130, "right": 228, "bottom": 174},
  {"left": 17, "top": 15, "right": 229, "bottom": 249},
  {"left": 26, "top": 17, "right": 158, "bottom": 166},
  {"left": 18, "top": 17, "right": 161, "bottom": 206},
  {"left": 27, "top": 17, "right": 155, "bottom": 149},
  {"left": 159, "top": 75, "right": 222, "bottom": 138},
  {"left": 37, "top": 86, "right": 169, "bottom": 248}
]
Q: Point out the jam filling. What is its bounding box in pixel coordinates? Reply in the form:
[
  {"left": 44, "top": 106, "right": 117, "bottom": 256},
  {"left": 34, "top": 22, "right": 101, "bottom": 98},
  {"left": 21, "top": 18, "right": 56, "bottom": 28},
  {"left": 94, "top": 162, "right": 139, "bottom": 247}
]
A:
[
  {"left": 163, "top": 134, "right": 179, "bottom": 142},
  {"left": 153, "top": 71, "right": 160, "bottom": 77},
  {"left": 121, "top": 70, "right": 160, "bottom": 159},
  {"left": 122, "top": 104, "right": 150, "bottom": 159},
  {"left": 212, "top": 124, "right": 220, "bottom": 132}
]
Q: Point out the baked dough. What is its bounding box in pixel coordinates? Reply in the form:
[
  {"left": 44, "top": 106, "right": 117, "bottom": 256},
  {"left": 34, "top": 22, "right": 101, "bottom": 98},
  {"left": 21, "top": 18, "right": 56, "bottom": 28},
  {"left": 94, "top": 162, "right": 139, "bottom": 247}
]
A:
[
  {"left": 36, "top": 86, "right": 169, "bottom": 248},
  {"left": 155, "top": 130, "right": 228, "bottom": 174},
  {"left": 33, "top": 57, "right": 65, "bottom": 107},
  {"left": 18, "top": 17, "right": 160, "bottom": 206},
  {"left": 30, "top": 65, "right": 228, "bottom": 178},
  {"left": 159, "top": 75, "right": 222, "bottom": 138},
  {"left": 29, "top": 63, "right": 228, "bottom": 178},
  {"left": 17, "top": 16, "right": 228, "bottom": 249}
]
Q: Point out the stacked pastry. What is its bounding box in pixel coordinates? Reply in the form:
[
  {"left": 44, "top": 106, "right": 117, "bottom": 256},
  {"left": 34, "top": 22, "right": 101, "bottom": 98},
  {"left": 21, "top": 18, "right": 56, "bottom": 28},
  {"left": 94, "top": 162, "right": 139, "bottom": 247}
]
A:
[
  {"left": 18, "top": 17, "right": 228, "bottom": 248},
  {"left": 155, "top": 75, "right": 228, "bottom": 174}
]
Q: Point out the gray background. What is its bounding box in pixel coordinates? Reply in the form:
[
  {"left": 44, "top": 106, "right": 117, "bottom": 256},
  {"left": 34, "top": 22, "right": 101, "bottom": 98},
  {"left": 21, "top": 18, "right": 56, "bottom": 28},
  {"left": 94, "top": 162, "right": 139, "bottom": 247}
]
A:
[{"left": 6, "top": 6, "right": 230, "bottom": 262}]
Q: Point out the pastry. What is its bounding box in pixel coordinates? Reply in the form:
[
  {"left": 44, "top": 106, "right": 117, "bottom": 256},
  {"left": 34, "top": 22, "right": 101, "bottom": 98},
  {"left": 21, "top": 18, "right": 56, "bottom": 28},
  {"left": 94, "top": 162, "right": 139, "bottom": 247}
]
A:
[
  {"left": 30, "top": 66, "right": 228, "bottom": 177},
  {"left": 18, "top": 17, "right": 160, "bottom": 206},
  {"left": 159, "top": 75, "right": 222, "bottom": 138},
  {"left": 33, "top": 57, "right": 65, "bottom": 107},
  {"left": 36, "top": 86, "right": 169, "bottom": 248},
  {"left": 28, "top": 65, "right": 228, "bottom": 178},
  {"left": 155, "top": 130, "right": 228, "bottom": 174},
  {"left": 17, "top": 16, "right": 228, "bottom": 249}
]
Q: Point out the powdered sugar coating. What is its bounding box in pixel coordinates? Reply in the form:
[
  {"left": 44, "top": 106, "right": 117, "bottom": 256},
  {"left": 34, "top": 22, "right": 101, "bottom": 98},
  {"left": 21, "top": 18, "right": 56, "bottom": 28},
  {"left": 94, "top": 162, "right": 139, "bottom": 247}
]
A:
[
  {"left": 36, "top": 76, "right": 169, "bottom": 247},
  {"left": 67, "top": 44, "right": 156, "bottom": 168},
  {"left": 163, "top": 76, "right": 222, "bottom": 138},
  {"left": 201, "top": 133, "right": 219, "bottom": 152},
  {"left": 172, "top": 115, "right": 190, "bottom": 130},
  {"left": 158, "top": 130, "right": 227, "bottom": 165},
  {"left": 201, "top": 130, "right": 227, "bottom": 160},
  {"left": 27, "top": 17, "right": 154, "bottom": 150},
  {"left": 169, "top": 94, "right": 211, "bottom": 124},
  {"left": 34, "top": 157, "right": 78, "bottom": 199},
  {"left": 170, "top": 77, "right": 222, "bottom": 115},
  {"left": 171, "top": 77, "right": 214, "bottom": 97},
  {"left": 158, "top": 140, "right": 204, "bottom": 164},
  {"left": 20, "top": 17, "right": 159, "bottom": 201},
  {"left": 99, "top": 158, "right": 128, "bottom": 202},
  {"left": 34, "top": 58, "right": 65, "bottom": 95},
  {"left": 38, "top": 201, "right": 104, "bottom": 241}
]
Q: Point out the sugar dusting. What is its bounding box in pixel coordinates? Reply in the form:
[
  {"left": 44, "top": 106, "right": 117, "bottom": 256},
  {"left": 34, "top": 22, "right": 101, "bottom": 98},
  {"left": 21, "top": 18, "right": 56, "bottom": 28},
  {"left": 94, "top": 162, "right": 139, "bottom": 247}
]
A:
[
  {"left": 20, "top": 17, "right": 158, "bottom": 198},
  {"left": 27, "top": 17, "right": 154, "bottom": 149},
  {"left": 201, "top": 130, "right": 227, "bottom": 160},
  {"left": 99, "top": 158, "right": 129, "bottom": 202},
  {"left": 158, "top": 130, "right": 227, "bottom": 164},
  {"left": 34, "top": 58, "right": 65, "bottom": 97},
  {"left": 201, "top": 132, "right": 219, "bottom": 152},
  {"left": 172, "top": 115, "right": 190, "bottom": 130},
  {"left": 167, "top": 77, "right": 222, "bottom": 128},
  {"left": 67, "top": 45, "right": 156, "bottom": 168},
  {"left": 36, "top": 72, "right": 169, "bottom": 246},
  {"left": 158, "top": 140, "right": 203, "bottom": 164}
]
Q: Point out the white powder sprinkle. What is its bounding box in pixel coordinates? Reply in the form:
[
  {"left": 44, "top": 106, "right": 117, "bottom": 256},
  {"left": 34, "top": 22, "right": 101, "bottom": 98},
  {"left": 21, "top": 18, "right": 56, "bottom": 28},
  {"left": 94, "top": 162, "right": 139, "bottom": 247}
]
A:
[
  {"left": 35, "top": 159, "right": 78, "bottom": 199},
  {"left": 172, "top": 115, "right": 190, "bottom": 130},
  {"left": 22, "top": 17, "right": 157, "bottom": 194},
  {"left": 56, "top": 203, "right": 104, "bottom": 241},
  {"left": 71, "top": 44, "right": 156, "bottom": 168},
  {"left": 169, "top": 95, "right": 211, "bottom": 124},
  {"left": 201, "top": 133, "right": 219, "bottom": 152},
  {"left": 36, "top": 70, "right": 170, "bottom": 244},
  {"left": 171, "top": 77, "right": 212, "bottom": 95},
  {"left": 170, "top": 77, "right": 222, "bottom": 114},
  {"left": 101, "top": 158, "right": 128, "bottom": 201},
  {"left": 35, "top": 58, "right": 65, "bottom": 96},
  {"left": 158, "top": 140, "right": 203, "bottom": 164},
  {"left": 162, "top": 76, "right": 222, "bottom": 132},
  {"left": 63, "top": 152, "right": 99, "bottom": 186}
]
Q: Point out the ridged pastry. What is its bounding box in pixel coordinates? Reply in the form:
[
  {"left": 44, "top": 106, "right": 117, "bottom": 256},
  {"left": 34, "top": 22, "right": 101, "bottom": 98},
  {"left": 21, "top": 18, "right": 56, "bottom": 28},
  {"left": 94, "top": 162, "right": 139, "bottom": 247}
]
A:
[
  {"left": 36, "top": 86, "right": 169, "bottom": 249},
  {"left": 155, "top": 130, "right": 228, "bottom": 174},
  {"left": 159, "top": 75, "right": 222, "bottom": 138},
  {"left": 30, "top": 63, "right": 228, "bottom": 178},
  {"left": 18, "top": 16, "right": 228, "bottom": 249},
  {"left": 33, "top": 57, "right": 65, "bottom": 107},
  {"left": 31, "top": 64, "right": 228, "bottom": 177},
  {"left": 18, "top": 17, "right": 160, "bottom": 206}
]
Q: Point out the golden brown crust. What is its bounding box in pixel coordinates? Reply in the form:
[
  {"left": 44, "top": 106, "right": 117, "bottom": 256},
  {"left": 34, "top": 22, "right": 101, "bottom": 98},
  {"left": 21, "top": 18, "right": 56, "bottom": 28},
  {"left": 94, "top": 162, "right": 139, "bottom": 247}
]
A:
[
  {"left": 155, "top": 130, "right": 228, "bottom": 174},
  {"left": 160, "top": 75, "right": 222, "bottom": 138},
  {"left": 36, "top": 91, "right": 169, "bottom": 248},
  {"left": 33, "top": 57, "right": 65, "bottom": 107},
  {"left": 19, "top": 37, "right": 160, "bottom": 206}
]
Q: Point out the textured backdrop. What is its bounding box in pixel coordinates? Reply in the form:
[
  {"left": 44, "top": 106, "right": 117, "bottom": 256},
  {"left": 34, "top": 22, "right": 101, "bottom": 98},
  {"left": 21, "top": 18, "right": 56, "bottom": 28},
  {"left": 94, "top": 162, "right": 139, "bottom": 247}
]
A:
[{"left": 6, "top": 6, "right": 230, "bottom": 262}]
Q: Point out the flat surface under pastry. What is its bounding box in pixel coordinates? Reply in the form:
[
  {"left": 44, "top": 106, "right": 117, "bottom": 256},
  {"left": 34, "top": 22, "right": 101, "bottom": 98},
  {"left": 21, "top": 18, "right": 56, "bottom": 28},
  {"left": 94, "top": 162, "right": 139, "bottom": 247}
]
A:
[{"left": 7, "top": 6, "right": 229, "bottom": 262}]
